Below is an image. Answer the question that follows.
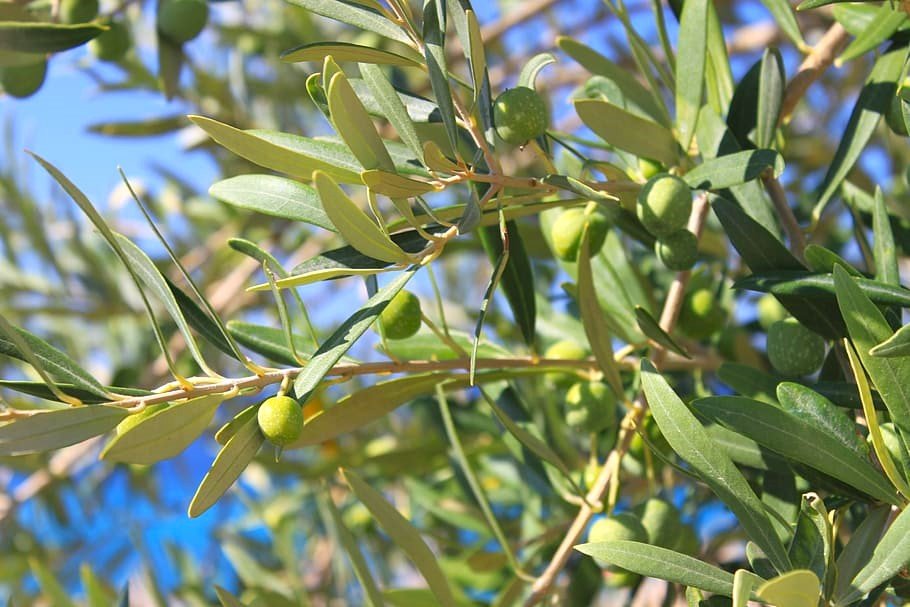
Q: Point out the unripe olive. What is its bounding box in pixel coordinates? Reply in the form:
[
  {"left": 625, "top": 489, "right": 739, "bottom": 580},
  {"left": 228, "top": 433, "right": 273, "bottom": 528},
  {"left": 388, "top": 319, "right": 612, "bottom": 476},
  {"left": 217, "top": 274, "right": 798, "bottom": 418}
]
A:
[
  {"left": 157, "top": 0, "right": 209, "bottom": 43},
  {"left": 0, "top": 60, "right": 47, "bottom": 99},
  {"left": 679, "top": 288, "right": 727, "bottom": 340},
  {"left": 550, "top": 208, "right": 609, "bottom": 262},
  {"left": 886, "top": 93, "right": 909, "bottom": 137},
  {"left": 637, "top": 173, "right": 692, "bottom": 237},
  {"left": 379, "top": 290, "right": 422, "bottom": 340},
  {"left": 655, "top": 229, "right": 697, "bottom": 271},
  {"left": 587, "top": 513, "right": 647, "bottom": 579},
  {"left": 565, "top": 381, "right": 616, "bottom": 433},
  {"left": 493, "top": 86, "right": 548, "bottom": 145},
  {"left": 116, "top": 403, "right": 169, "bottom": 435},
  {"left": 756, "top": 294, "right": 788, "bottom": 330},
  {"left": 634, "top": 498, "right": 682, "bottom": 549},
  {"left": 544, "top": 339, "right": 587, "bottom": 361},
  {"left": 767, "top": 319, "right": 826, "bottom": 377},
  {"left": 60, "top": 0, "right": 98, "bottom": 23},
  {"left": 89, "top": 20, "right": 131, "bottom": 62},
  {"left": 604, "top": 569, "right": 641, "bottom": 588},
  {"left": 257, "top": 395, "right": 303, "bottom": 446},
  {"left": 638, "top": 157, "right": 663, "bottom": 180}
]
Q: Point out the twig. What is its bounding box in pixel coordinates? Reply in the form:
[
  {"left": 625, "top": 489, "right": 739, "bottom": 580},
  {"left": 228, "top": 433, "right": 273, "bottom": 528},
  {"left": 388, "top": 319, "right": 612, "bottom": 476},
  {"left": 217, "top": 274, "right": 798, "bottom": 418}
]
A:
[
  {"left": 762, "top": 174, "right": 807, "bottom": 262},
  {"left": 523, "top": 195, "right": 711, "bottom": 606},
  {"left": 779, "top": 23, "right": 849, "bottom": 125}
]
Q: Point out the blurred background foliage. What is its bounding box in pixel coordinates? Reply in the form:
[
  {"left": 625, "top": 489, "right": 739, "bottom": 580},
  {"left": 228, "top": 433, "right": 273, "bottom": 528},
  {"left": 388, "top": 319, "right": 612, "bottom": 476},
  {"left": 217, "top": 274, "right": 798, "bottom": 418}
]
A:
[{"left": 1, "top": 0, "right": 909, "bottom": 604}]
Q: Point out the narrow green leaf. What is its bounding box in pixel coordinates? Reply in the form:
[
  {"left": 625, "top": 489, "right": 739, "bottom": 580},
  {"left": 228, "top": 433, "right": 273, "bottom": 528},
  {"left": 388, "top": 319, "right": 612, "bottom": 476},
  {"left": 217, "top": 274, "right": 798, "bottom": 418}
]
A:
[
  {"left": 0, "top": 381, "right": 148, "bottom": 404},
  {"left": 0, "top": 323, "right": 110, "bottom": 400},
  {"left": 325, "top": 496, "right": 386, "bottom": 607},
  {"left": 215, "top": 404, "right": 258, "bottom": 446},
  {"left": 87, "top": 115, "right": 186, "bottom": 137},
  {"left": 0, "top": 405, "right": 127, "bottom": 456},
  {"left": 285, "top": 0, "right": 410, "bottom": 43},
  {"left": 683, "top": 149, "right": 783, "bottom": 190},
  {"left": 803, "top": 244, "right": 862, "bottom": 276},
  {"left": 466, "top": 10, "right": 487, "bottom": 104},
  {"left": 281, "top": 41, "right": 419, "bottom": 66},
  {"left": 113, "top": 233, "right": 215, "bottom": 376},
  {"left": 833, "top": 506, "right": 890, "bottom": 600},
  {"left": 81, "top": 564, "right": 116, "bottom": 607},
  {"left": 288, "top": 229, "right": 428, "bottom": 278},
  {"left": 755, "top": 49, "right": 784, "bottom": 149},
  {"left": 575, "top": 99, "right": 680, "bottom": 166},
  {"left": 101, "top": 394, "right": 224, "bottom": 465},
  {"left": 293, "top": 265, "right": 417, "bottom": 399},
  {"left": 835, "top": 505, "right": 910, "bottom": 604},
  {"left": 872, "top": 187, "right": 899, "bottom": 285},
  {"left": 834, "top": 265, "right": 910, "bottom": 442},
  {"left": 675, "top": 0, "right": 707, "bottom": 151},
  {"left": 226, "top": 321, "right": 317, "bottom": 366},
  {"left": 642, "top": 360, "right": 792, "bottom": 571},
  {"left": 574, "top": 541, "right": 735, "bottom": 595},
  {"left": 733, "top": 569, "right": 759, "bottom": 607},
  {"left": 189, "top": 115, "right": 363, "bottom": 183},
  {"left": 210, "top": 175, "right": 335, "bottom": 230},
  {"left": 359, "top": 63, "right": 424, "bottom": 162},
  {"left": 838, "top": 4, "right": 906, "bottom": 64},
  {"left": 165, "top": 277, "right": 241, "bottom": 360},
  {"left": 214, "top": 586, "right": 248, "bottom": 607},
  {"left": 327, "top": 71, "right": 395, "bottom": 172},
  {"left": 29, "top": 558, "right": 76, "bottom": 607},
  {"left": 814, "top": 44, "right": 907, "bottom": 221},
  {"left": 777, "top": 383, "right": 867, "bottom": 457},
  {"left": 345, "top": 469, "right": 458, "bottom": 607},
  {"left": 517, "top": 53, "right": 555, "bottom": 91},
  {"left": 634, "top": 306, "right": 690, "bottom": 359},
  {"left": 712, "top": 196, "right": 845, "bottom": 338},
  {"left": 693, "top": 396, "right": 898, "bottom": 504},
  {"left": 787, "top": 495, "right": 829, "bottom": 582},
  {"left": 734, "top": 271, "right": 910, "bottom": 308},
  {"left": 251, "top": 266, "right": 396, "bottom": 290},
  {"left": 576, "top": 228, "right": 623, "bottom": 396},
  {"left": 361, "top": 170, "right": 436, "bottom": 198},
  {"left": 758, "top": 0, "right": 805, "bottom": 49},
  {"left": 188, "top": 410, "right": 264, "bottom": 517},
  {"left": 717, "top": 362, "right": 778, "bottom": 405},
  {"left": 871, "top": 322, "right": 910, "bottom": 357},
  {"left": 0, "top": 21, "right": 102, "bottom": 53},
  {"left": 478, "top": 220, "right": 536, "bottom": 348},
  {"left": 314, "top": 171, "right": 411, "bottom": 264},
  {"left": 422, "top": 2, "right": 460, "bottom": 156}
]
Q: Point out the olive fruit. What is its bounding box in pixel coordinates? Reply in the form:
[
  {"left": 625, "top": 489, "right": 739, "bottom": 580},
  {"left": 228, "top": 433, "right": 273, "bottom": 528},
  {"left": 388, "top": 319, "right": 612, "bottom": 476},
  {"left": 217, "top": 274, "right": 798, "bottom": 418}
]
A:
[
  {"left": 0, "top": 60, "right": 47, "bottom": 99},
  {"left": 565, "top": 381, "right": 616, "bottom": 433},
  {"left": 116, "top": 403, "right": 169, "bottom": 435},
  {"left": 257, "top": 395, "right": 303, "bottom": 446},
  {"left": 886, "top": 93, "right": 909, "bottom": 137},
  {"left": 550, "top": 208, "right": 609, "bottom": 262},
  {"left": 544, "top": 339, "right": 587, "bottom": 361},
  {"left": 493, "top": 87, "right": 548, "bottom": 145},
  {"left": 379, "top": 290, "right": 422, "bottom": 340},
  {"left": 587, "top": 513, "right": 647, "bottom": 581},
  {"left": 637, "top": 173, "right": 692, "bottom": 237},
  {"left": 756, "top": 294, "right": 788, "bottom": 330},
  {"left": 638, "top": 157, "right": 663, "bottom": 180},
  {"left": 767, "top": 319, "right": 826, "bottom": 377},
  {"left": 157, "top": 0, "right": 209, "bottom": 43},
  {"left": 60, "top": 0, "right": 98, "bottom": 23},
  {"left": 634, "top": 498, "right": 682, "bottom": 549},
  {"left": 679, "top": 288, "right": 727, "bottom": 340},
  {"left": 655, "top": 229, "right": 697, "bottom": 271},
  {"left": 89, "top": 20, "right": 131, "bottom": 61}
]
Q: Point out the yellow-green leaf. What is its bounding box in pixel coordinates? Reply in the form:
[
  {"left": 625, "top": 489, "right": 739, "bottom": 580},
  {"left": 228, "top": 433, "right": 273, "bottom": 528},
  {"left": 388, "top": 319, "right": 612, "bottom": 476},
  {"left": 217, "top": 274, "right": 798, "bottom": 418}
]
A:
[
  {"left": 756, "top": 570, "right": 821, "bottom": 607},
  {"left": 327, "top": 71, "right": 395, "bottom": 172},
  {"left": 281, "top": 41, "right": 420, "bottom": 66},
  {"left": 361, "top": 169, "right": 437, "bottom": 198}
]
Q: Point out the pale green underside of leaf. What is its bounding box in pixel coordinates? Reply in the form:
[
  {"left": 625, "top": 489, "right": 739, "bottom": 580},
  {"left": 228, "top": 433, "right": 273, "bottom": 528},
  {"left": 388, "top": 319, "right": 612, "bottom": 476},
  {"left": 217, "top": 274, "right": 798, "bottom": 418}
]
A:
[
  {"left": 0, "top": 405, "right": 127, "bottom": 456},
  {"left": 281, "top": 41, "right": 420, "bottom": 66},
  {"left": 574, "top": 99, "right": 680, "bottom": 166},
  {"left": 209, "top": 174, "right": 336, "bottom": 231}
]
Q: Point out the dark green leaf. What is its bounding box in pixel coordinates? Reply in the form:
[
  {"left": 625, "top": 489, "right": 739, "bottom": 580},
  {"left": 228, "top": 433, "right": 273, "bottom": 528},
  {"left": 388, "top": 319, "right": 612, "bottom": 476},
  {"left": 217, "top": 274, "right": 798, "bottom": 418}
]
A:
[
  {"left": 635, "top": 306, "right": 690, "bottom": 358},
  {"left": 0, "top": 381, "right": 148, "bottom": 403},
  {"left": 675, "top": 0, "right": 708, "bottom": 151},
  {"left": 478, "top": 221, "right": 536, "bottom": 347},
  {"left": 284, "top": 0, "right": 410, "bottom": 43},
  {"left": 838, "top": 4, "right": 906, "bottom": 64},
  {"left": 642, "top": 360, "right": 792, "bottom": 571},
  {"left": 835, "top": 505, "right": 910, "bottom": 605},
  {"left": 683, "top": 149, "right": 783, "bottom": 190},
  {"left": 0, "top": 21, "right": 102, "bottom": 53},
  {"left": 776, "top": 382, "right": 867, "bottom": 457},
  {"left": 734, "top": 271, "right": 910, "bottom": 307},
  {"left": 755, "top": 49, "right": 784, "bottom": 149},
  {"left": 872, "top": 187, "right": 899, "bottom": 286}
]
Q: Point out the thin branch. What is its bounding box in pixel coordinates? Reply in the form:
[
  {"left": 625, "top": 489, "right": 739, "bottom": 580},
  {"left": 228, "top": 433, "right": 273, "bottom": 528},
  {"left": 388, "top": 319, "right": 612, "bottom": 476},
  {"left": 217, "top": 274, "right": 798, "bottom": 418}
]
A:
[{"left": 779, "top": 23, "right": 849, "bottom": 125}]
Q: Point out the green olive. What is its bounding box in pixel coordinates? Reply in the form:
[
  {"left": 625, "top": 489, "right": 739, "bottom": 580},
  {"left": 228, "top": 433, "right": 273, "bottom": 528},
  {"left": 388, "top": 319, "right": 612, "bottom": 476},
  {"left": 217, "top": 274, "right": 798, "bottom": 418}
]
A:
[
  {"left": 637, "top": 173, "right": 692, "bottom": 237},
  {"left": 638, "top": 157, "right": 663, "bottom": 180},
  {"left": 157, "top": 0, "right": 209, "bottom": 43},
  {"left": 767, "top": 319, "right": 826, "bottom": 377},
  {"left": 655, "top": 229, "right": 698, "bottom": 271},
  {"left": 493, "top": 87, "right": 548, "bottom": 145},
  {"left": 257, "top": 395, "right": 304, "bottom": 446},
  {"left": 379, "top": 290, "right": 422, "bottom": 340},
  {"left": 60, "top": 0, "right": 98, "bottom": 23},
  {"left": 89, "top": 20, "right": 131, "bottom": 62},
  {"left": 886, "top": 93, "right": 909, "bottom": 137},
  {"left": 544, "top": 339, "right": 587, "bottom": 361},
  {"left": 0, "top": 60, "right": 47, "bottom": 99},
  {"left": 587, "top": 513, "right": 648, "bottom": 577},
  {"left": 550, "top": 208, "right": 609, "bottom": 262},
  {"left": 565, "top": 381, "right": 616, "bottom": 433},
  {"left": 634, "top": 498, "right": 682, "bottom": 549},
  {"left": 679, "top": 288, "right": 727, "bottom": 340},
  {"left": 756, "top": 294, "right": 788, "bottom": 330}
]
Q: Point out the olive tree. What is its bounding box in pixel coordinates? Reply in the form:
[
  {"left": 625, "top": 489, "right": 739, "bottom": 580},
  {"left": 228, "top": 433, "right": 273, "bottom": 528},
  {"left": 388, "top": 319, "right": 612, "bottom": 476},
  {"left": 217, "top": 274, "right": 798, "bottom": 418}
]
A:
[{"left": 3, "top": 0, "right": 910, "bottom": 604}]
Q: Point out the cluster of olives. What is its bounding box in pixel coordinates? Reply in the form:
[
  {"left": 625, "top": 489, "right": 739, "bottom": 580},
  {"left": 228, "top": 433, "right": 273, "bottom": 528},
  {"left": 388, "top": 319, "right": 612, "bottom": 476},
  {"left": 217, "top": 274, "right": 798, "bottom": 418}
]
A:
[
  {"left": 492, "top": 86, "right": 549, "bottom": 145},
  {"left": 587, "top": 498, "right": 698, "bottom": 587},
  {"left": 638, "top": 174, "right": 698, "bottom": 271}
]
